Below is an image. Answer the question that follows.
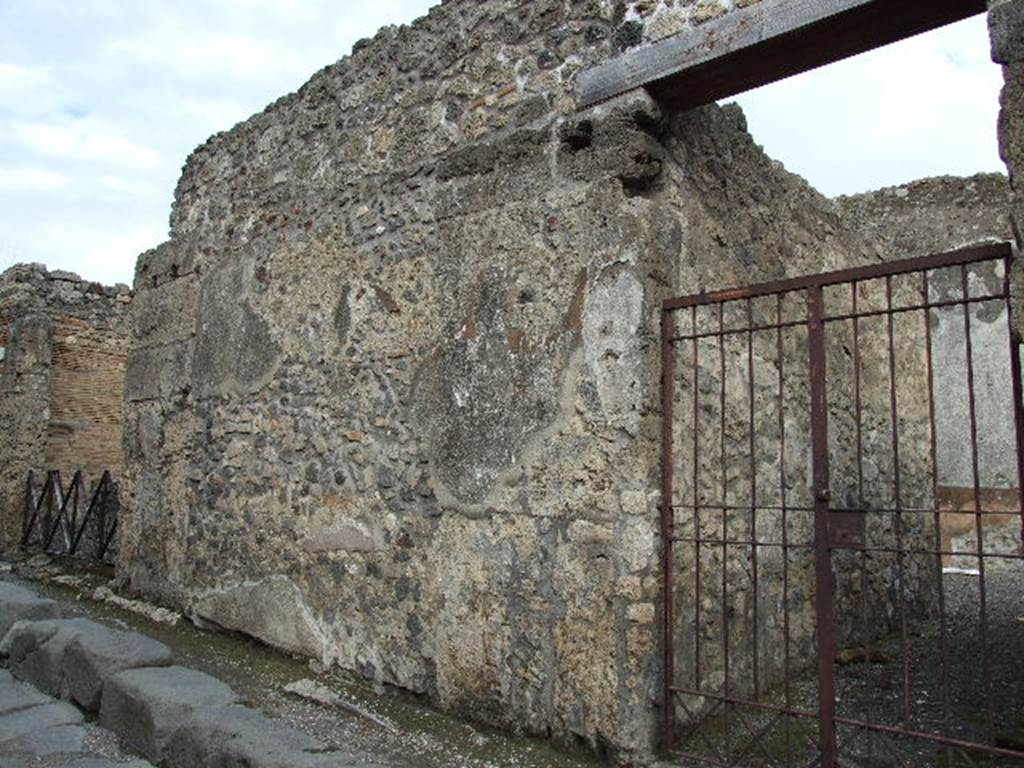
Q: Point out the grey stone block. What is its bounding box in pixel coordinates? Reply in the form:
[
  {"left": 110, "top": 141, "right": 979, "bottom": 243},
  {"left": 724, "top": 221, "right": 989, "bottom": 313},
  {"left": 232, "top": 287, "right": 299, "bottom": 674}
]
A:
[
  {"left": 63, "top": 625, "right": 173, "bottom": 711},
  {"left": 60, "top": 760, "right": 155, "bottom": 768},
  {"left": 0, "top": 701, "right": 83, "bottom": 742},
  {"left": 0, "top": 582, "right": 61, "bottom": 642},
  {"left": 166, "top": 705, "right": 325, "bottom": 768},
  {"left": 5, "top": 619, "right": 106, "bottom": 697},
  {"left": 991, "top": 0, "right": 1024, "bottom": 64},
  {"left": 0, "top": 723, "right": 86, "bottom": 757},
  {"left": 99, "top": 666, "right": 239, "bottom": 762},
  {"left": 0, "top": 676, "right": 51, "bottom": 714}
]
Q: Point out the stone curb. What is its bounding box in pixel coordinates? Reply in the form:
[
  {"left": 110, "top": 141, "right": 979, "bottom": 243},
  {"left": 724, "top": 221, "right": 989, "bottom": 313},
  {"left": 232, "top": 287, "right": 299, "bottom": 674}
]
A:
[
  {"left": 0, "top": 581, "right": 61, "bottom": 640},
  {"left": 0, "top": 580, "right": 356, "bottom": 768}
]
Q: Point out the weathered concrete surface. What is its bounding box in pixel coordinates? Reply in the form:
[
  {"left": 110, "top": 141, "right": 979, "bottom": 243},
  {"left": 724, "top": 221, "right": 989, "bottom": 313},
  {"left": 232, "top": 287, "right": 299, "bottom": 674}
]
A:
[
  {"left": 0, "top": 265, "right": 131, "bottom": 552},
  {"left": 99, "top": 666, "right": 239, "bottom": 762},
  {"left": 0, "top": 580, "right": 62, "bottom": 639}
]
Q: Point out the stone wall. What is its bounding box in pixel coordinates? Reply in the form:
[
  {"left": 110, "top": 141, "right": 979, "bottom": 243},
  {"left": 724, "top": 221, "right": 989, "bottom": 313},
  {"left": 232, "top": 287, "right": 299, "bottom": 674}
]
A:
[
  {"left": 0, "top": 264, "right": 131, "bottom": 550},
  {"left": 116, "top": 0, "right": 1016, "bottom": 763},
  {"left": 835, "top": 174, "right": 1012, "bottom": 260},
  {"left": 840, "top": 174, "right": 1020, "bottom": 572},
  {"left": 115, "top": 0, "right": 896, "bottom": 759},
  {"left": 991, "top": 0, "right": 1024, "bottom": 327}
]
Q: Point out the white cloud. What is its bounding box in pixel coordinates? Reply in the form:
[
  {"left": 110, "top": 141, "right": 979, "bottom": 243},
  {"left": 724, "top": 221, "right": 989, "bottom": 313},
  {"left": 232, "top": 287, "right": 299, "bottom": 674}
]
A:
[
  {"left": 0, "top": 2, "right": 1005, "bottom": 286},
  {"left": 0, "top": 167, "right": 69, "bottom": 192},
  {"left": 733, "top": 15, "right": 1003, "bottom": 196},
  {"left": 106, "top": 25, "right": 314, "bottom": 83},
  {"left": 0, "top": 62, "right": 51, "bottom": 94},
  {"left": 9, "top": 118, "right": 164, "bottom": 171}
]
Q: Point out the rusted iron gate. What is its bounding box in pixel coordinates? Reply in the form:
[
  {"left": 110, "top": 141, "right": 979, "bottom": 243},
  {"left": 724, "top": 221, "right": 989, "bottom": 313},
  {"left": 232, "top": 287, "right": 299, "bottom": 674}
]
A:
[
  {"left": 22, "top": 470, "right": 118, "bottom": 563},
  {"left": 660, "top": 243, "right": 1024, "bottom": 767}
]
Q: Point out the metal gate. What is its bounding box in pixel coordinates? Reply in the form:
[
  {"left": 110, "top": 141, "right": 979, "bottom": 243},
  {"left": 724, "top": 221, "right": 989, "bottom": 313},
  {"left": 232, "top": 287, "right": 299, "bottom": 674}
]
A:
[{"left": 660, "top": 243, "right": 1024, "bottom": 767}]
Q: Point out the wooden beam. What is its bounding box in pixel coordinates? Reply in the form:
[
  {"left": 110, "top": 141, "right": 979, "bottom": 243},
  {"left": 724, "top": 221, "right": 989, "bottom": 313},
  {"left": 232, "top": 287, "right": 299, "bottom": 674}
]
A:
[{"left": 576, "top": 0, "right": 987, "bottom": 112}]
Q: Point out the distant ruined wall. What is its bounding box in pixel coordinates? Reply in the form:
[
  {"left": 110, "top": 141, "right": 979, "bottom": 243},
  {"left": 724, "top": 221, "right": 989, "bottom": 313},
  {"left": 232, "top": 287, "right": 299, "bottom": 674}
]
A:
[
  {"left": 841, "top": 173, "right": 1020, "bottom": 573},
  {"left": 835, "top": 173, "right": 1012, "bottom": 260},
  {"left": 0, "top": 265, "right": 131, "bottom": 550}
]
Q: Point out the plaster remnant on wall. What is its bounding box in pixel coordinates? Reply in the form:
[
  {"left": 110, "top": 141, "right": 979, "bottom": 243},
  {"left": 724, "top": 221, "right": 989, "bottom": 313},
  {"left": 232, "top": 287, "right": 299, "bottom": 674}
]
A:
[
  {"left": 582, "top": 267, "right": 645, "bottom": 436},
  {"left": 302, "top": 522, "right": 379, "bottom": 553},
  {"left": 193, "top": 257, "right": 281, "bottom": 397},
  {"left": 192, "top": 575, "right": 329, "bottom": 660}
]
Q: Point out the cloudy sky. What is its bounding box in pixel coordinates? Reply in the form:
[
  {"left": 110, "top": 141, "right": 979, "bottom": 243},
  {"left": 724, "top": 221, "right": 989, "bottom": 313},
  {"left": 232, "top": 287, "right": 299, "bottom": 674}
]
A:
[{"left": 0, "top": 2, "right": 1005, "bottom": 286}]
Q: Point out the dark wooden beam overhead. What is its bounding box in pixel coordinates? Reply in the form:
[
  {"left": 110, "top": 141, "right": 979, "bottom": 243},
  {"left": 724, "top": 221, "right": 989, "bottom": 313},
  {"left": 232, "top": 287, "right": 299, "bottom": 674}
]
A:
[{"left": 576, "top": 0, "right": 988, "bottom": 112}]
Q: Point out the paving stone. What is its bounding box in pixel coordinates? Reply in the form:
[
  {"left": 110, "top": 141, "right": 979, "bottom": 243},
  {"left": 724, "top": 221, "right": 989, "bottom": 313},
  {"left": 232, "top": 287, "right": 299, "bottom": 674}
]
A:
[
  {"left": 99, "top": 666, "right": 239, "bottom": 762},
  {"left": 63, "top": 625, "right": 173, "bottom": 711},
  {"left": 58, "top": 758, "right": 155, "bottom": 768},
  {"left": 0, "top": 701, "right": 83, "bottom": 742},
  {"left": 0, "top": 582, "right": 61, "bottom": 642},
  {"left": 0, "top": 675, "right": 52, "bottom": 713},
  {"left": 5, "top": 619, "right": 105, "bottom": 697},
  {"left": 0, "top": 723, "right": 87, "bottom": 757},
  {"left": 167, "top": 705, "right": 324, "bottom": 768}
]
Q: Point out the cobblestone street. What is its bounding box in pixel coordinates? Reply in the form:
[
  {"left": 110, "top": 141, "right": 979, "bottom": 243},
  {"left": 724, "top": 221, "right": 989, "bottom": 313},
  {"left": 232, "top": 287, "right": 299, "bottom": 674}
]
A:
[{"left": 0, "top": 560, "right": 603, "bottom": 768}]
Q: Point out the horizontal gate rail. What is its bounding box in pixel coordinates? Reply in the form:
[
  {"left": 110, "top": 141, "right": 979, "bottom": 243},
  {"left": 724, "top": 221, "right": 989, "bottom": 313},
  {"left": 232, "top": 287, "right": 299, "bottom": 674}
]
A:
[
  {"left": 663, "top": 242, "right": 1010, "bottom": 311},
  {"left": 21, "top": 469, "right": 118, "bottom": 563},
  {"left": 660, "top": 241, "right": 1024, "bottom": 768}
]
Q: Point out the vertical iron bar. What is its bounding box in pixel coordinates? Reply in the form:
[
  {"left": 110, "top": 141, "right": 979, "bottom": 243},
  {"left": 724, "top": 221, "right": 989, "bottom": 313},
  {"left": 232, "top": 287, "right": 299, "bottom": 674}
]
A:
[
  {"left": 777, "top": 294, "right": 793, "bottom": 757},
  {"left": 747, "top": 298, "right": 760, "bottom": 701},
  {"left": 693, "top": 305, "right": 703, "bottom": 691},
  {"left": 22, "top": 471, "right": 36, "bottom": 546},
  {"left": 960, "top": 264, "right": 994, "bottom": 741},
  {"left": 885, "top": 276, "right": 911, "bottom": 725},
  {"left": 808, "top": 285, "right": 837, "bottom": 768},
  {"left": 661, "top": 308, "right": 677, "bottom": 750},
  {"left": 95, "top": 473, "right": 108, "bottom": 561},
  {"left": 853, "top": 281, "right": 877, "bottom": 761},
  {"left": 776, "top": 295, "right": 792, "bottom": 709},
  {"left": 923, "top": 270, "right": 952, "bottom": 764},
  {"left": 719, "top": 302, "right": 730, "bottom": 736},
  {"left": 97, "top": 473, "right": 115, "bottom": 561}
]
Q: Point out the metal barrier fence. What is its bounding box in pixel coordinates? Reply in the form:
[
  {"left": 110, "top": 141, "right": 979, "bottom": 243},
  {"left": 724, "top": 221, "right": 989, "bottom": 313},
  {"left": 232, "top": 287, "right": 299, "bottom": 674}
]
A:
[{"left": 21, "top": 469, "right": 117, "bottom": 564}]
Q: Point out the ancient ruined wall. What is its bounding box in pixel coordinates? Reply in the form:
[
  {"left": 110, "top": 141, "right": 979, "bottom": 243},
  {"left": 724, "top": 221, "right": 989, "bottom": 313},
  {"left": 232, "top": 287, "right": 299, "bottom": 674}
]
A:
[
  {"left": 840, "top": 174, "right": 1020, "bottom": 572},
  {"left": 0, "top": 265, "right": 130, "bottom": 550},
  {"left": 991, "top": 0, "right": 1024, "bottom": 324},
  {"left": 835, "top": 173, "right": 1012, "bottom": 260},
  {"left": 118, "top": 0, "right": 915, "bottom": 750},
  {"left": 114, "top": 0, "right": 1024, "bottom": 761}
]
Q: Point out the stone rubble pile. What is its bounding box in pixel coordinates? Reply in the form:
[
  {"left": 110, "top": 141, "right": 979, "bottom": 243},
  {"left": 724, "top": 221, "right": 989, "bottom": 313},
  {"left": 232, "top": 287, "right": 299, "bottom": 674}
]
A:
[{"left": 0, "top": 581, "right": 353, "bottom": 767}]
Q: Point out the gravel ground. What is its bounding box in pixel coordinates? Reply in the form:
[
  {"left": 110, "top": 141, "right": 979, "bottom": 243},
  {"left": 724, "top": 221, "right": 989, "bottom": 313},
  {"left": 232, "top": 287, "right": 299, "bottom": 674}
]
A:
[
  {"left": 2, "top": 554, "right": 603, "bottom": 768},
  {"left": 664, "top": 571, "right": 1024, "bottom": 768}
]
